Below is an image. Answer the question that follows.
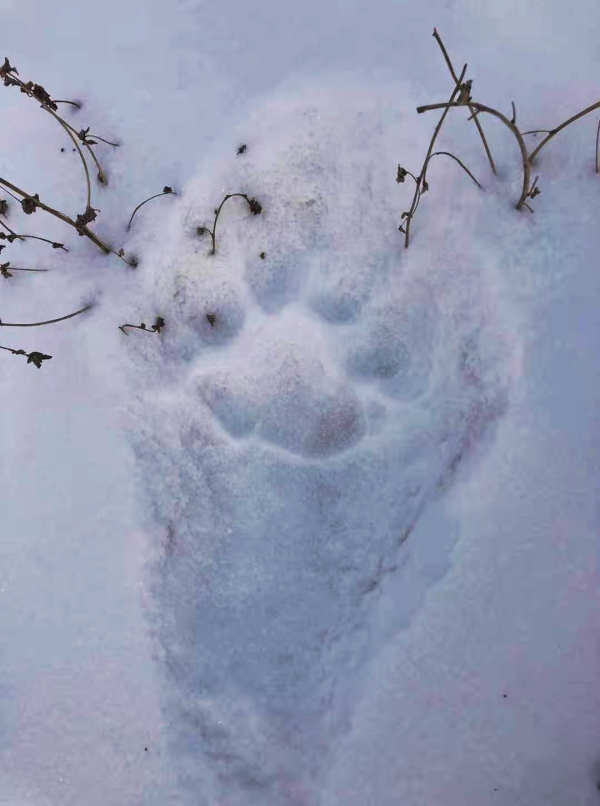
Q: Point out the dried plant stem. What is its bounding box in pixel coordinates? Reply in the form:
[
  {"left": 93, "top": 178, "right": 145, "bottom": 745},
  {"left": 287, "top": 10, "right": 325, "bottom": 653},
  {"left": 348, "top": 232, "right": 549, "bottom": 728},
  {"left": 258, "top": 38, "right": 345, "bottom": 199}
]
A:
[
  {"left": 87, "top": 134, "right": 119, "bottom": 147},
  {"left": 0, "top": 344, "right": 52, "bottom": 368},
  {"left": 119, "top": 323, "right": 153, "bottom": 335},
  {"left": 1, "top": 187, "right": 23, "bottom": 204},
  {"left": 3, "top": 233, "right": 67, "bottom": 250},
  {"left": 528, "top": 99, "right": 600, "bottom": 163},
  {"left": 596, "top": 119, "right": 600, "bottom": 174},
  {"left": 417, "top": 101, "right": 531, "bottom": 211},
  {"left": 52, "top": 99, "right": 81, "bottom": 109},
  {"left": 83, "top": 142, "right": 107, "bottom": 184},
  {"left": 119, "top": 316, "right": 164, "bottom": 335},
  {"left": 0, "top": 304, "right": 91, "bottom": 328},
  {"left": 432, "top": 27, "right": 497, "bottom": 176},
  {"left": 45, "top": 107, "right": 92, "bottom": 209},
  {"left": 127, "top": 190, "right": 175, "bottom": 231},
  {"left": 521, "top": 129, "right": 553, "bottom": 136},
  {"left": 0, "top": 176, "right": 111, "bottom": 254},
  {"left": 3, "top": 266, "right": 48, "bottom": 272},
  {"left": 200, "top": 193, "right": 261, "bottom": 255},
  {"left": 212, "top": 194, "right": 245, "bottom": 254},
  {"left": 0, "top": 219, "right": 26, "bottom": 242},
  {"left": 55, "top": 114, "right": 111, "bottom": 183},
  {"left": 404, "top": 63, "right": 467, "bottom": 248},
  {"left": 12, "top": 76, "right": 109, "bottom": 185},
  {"left": 424, "top": 151, "right": 482, "bottom": 188}
]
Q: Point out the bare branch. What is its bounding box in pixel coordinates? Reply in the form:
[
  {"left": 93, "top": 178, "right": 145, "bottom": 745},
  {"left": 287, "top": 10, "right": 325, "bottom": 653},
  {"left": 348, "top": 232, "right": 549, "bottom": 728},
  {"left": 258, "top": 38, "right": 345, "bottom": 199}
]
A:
[
  {"left": 198, "top": 193, "right": 263, "bottom": 255},
  {"left": 44, "top": 106, "right": 92, "bottom": 209},
  {"left": 403, "top": 63, "right": 467, "bottom": 248},
  {"left": 431, "top": 27, "right": 497, "bottom": 175},
  {"left": 127, "top": 187, "right": 176, "bottom": 231},
  {"left": 425, "top": 151, "right": 483, "bottom": 189},
  {"left": 0, "top": 304, "right": 92, "bottom": 328},
  {"left": 416, "top": 101, "right": 532, "bottom": 210},
  {"left": 0, "top": 176, "right": 111, "bottom": 253},
  {"left": 528, "top": 99, "right": 600, "bottom": 163}
]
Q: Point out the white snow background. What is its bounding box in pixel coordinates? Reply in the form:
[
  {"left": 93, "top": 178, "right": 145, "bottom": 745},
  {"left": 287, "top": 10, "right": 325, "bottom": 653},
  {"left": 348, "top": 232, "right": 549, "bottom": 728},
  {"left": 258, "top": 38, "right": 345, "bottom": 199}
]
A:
[{"left": 1, "top": 1, "right": 600, "bottom": 804}]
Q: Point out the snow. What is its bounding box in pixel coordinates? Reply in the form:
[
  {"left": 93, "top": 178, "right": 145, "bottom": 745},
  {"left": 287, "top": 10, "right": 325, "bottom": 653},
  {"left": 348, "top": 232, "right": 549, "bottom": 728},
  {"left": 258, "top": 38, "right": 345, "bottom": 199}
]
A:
[{"left": 1, "top": 1, "right": 600, "bottom": 804}]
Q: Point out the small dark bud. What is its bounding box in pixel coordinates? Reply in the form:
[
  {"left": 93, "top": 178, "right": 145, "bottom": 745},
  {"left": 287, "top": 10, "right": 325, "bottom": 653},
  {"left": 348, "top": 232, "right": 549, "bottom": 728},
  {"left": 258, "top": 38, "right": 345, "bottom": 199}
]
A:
[
  {"left": 247, "top": 197, "right": 262, "bottom": 215},
  {"left": 21, "top": 194, "right": 40, "bottom": 215},
  {"left": 396, "top": 165, "right": 407, "bottom": 183},
  {"left": 237, "top": 144, "right": 247, "bottom": 155},
  {"left": 75, "top": 205, "right": 100, "bottom": 231},
  {"left": 162, "top": 186, "right": 173, "bottom": 194},
  {"left": 206, "top": 313, "right": 217, "bottom": 327},
  {"left": 259, "top": 251, "right": 266, "bottom": 259},
  {"left": 0, "top": 57, "right": 18, "bottom": 77},
  {"left": 27, "top": 351, "right": 52, "bottom": 368},
  {"left": 457, "top": 80, "right": 472, "bottom": 105},
  {"left": 32, "top": 83, "right": 55, "bottom": 109}
]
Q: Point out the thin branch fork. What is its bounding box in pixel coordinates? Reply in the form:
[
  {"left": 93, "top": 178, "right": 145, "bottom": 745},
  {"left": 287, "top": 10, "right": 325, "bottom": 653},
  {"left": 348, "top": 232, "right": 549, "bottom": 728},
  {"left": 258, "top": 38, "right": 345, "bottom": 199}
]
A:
[
  {"left": 528, "top": 99, "right": 600, "bottom": 163},
  {"left": 402, "top": 63, "right": 468, "bottom": 248},
  {"left": 44, "top": 106, "right": 92, "bottom": 209},
  {"left": 0, "top": 219, "right": 26, "bottom": 242},
  {"left": 4, "top": 67, "right": 112, "bottom": 189},
  {"left": 0, "top": 176, "right": 111, "bottom": 254},
  {"left": 417, "top": 100, "right": 531, "bottom": 210},
  {"left": 432, "top": 27, "right": 497, "bottom": 176}
]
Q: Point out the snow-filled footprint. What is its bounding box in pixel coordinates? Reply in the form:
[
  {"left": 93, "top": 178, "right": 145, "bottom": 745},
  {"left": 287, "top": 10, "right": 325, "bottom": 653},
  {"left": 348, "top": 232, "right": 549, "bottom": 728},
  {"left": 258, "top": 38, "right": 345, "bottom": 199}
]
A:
[{"left": 115, "top": 73, "right": 521, "bottom": 805}]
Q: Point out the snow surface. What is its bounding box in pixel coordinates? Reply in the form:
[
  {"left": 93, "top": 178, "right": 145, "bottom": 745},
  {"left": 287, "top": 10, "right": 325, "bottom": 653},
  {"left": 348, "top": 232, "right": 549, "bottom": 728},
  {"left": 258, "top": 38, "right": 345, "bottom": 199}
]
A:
[{"left": 1, "top": 1, "right": 600, "bottom": 804}]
